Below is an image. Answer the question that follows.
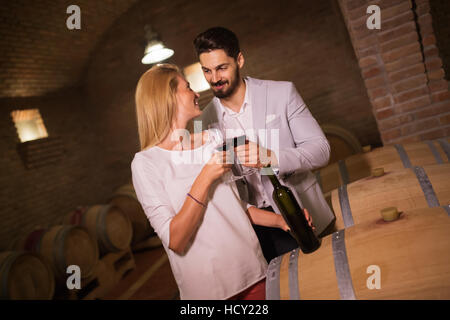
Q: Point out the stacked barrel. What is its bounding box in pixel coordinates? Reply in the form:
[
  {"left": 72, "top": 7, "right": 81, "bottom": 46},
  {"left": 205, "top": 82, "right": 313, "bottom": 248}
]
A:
[
  {"left": 0, "top": 251, "right": 55, "bottom": 299},
  {"left": 109, "top": 184, "right": 159, "bottom": 251},
  {"left": 1, "top": 181, "right": 162, "bottom": 300},
  {"left": 267, "top": 138, "right": 450, "bottom": 300},
  {"left": 7, "top": 224, "right": 100, "bottom": 300}
]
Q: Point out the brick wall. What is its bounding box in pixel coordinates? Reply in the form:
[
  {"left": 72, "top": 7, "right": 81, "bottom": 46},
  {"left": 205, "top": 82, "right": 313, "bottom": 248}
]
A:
[
  {"left": 0, "top": 0, "right": 137, "bottom": 98},
  {"left": 0, "top": 87, "right": 115, "bottom": 249},
  {"left": 338, "top": 0, "right": 450, "bottom": 144},
  {"left": 0, "top": 0, "right": 138, "bottom": 249},
  {"left": 85, "top": 0, "right": 381, "bottom": 153},
  {"left": 4, "top": 0, "right": 449, "bottom": 248},
  {"left": 430, "top": 0, "right": 450, "bottom": 81}
]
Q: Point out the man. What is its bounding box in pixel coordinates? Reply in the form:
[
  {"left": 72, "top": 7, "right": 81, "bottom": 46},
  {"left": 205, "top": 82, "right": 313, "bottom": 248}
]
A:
[{"left": 193, "top": 27, "right": 335, "bottom": 262}]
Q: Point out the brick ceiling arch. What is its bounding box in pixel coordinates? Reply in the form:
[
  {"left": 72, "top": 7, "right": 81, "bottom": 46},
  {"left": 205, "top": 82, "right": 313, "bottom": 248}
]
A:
[{"left": 0, "top": 0, "right": 138, "bottom": 98}]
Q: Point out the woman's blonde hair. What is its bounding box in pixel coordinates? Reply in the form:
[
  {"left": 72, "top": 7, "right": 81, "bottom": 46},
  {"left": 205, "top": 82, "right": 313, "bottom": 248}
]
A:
[{"left": 135, "top": 63, "right": 182, "bottom": 150}]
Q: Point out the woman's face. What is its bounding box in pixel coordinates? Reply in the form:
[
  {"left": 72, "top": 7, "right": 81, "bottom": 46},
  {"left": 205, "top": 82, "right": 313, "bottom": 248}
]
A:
[{"left": 175, "top": 75, "right": 201, "bottom": 122}]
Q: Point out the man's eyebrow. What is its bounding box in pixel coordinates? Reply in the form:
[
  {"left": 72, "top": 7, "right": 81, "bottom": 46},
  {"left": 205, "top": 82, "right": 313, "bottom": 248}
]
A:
[
  {"left": 201, "top": 63, "right": 229, "bottom": 71},
  {"left": 215, "top": 63, "right": 229, "bottom": 70}
]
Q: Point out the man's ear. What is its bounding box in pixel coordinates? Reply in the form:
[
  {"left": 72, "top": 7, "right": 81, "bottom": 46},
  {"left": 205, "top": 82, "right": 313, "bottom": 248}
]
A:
[{"left": 236, "top": 52, "right": 245, "bottom": 69}]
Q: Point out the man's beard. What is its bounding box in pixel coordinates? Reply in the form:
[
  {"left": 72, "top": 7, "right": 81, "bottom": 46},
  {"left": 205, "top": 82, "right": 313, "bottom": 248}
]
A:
[{"left": 211, "top": 68, "right": 240, "bottom": 99}]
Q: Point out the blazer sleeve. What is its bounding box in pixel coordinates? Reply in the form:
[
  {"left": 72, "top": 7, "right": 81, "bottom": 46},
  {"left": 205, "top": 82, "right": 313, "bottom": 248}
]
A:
[
  {"left": 276, "top": 82, "right": 330, "bottom": 176},
  {"left": 131, "top": 155, "right": 176, "bottom": 248}
]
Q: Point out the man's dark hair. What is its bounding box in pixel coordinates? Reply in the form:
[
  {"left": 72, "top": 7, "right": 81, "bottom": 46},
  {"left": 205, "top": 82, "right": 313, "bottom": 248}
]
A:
[{"left": 193, "top": 27, "right": 240, "bottom": 59}]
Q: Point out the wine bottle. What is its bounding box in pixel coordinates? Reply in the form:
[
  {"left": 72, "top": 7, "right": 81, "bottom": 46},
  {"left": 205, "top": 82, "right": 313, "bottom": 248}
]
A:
[{"left": 266, "top": 166, "right": 321, "bottom": 254}]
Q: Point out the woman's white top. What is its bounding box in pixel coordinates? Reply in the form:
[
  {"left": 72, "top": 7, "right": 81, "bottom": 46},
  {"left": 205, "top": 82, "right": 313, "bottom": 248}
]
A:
[{"left": 130, "top": 129, "right": 267, "bottom": 300}]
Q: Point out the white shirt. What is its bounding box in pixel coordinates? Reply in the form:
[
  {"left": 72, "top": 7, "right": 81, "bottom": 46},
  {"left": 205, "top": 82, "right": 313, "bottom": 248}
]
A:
[
  {"left": 130, "top": 130, "right": 267, "bottom": 300},
  {"left": 216, "top": 78, "right": 272, "bottom": 208}
]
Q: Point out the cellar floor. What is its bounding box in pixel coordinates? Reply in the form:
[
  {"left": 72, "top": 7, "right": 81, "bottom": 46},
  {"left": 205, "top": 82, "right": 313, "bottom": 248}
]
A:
[{"left": 103, "top": 245, "right": 179, "bottom": 300}]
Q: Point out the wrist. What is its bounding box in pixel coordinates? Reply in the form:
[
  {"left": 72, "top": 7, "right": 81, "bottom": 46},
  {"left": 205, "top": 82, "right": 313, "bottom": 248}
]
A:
[
  {"left": 276, "top": 214, "right": 284, "bottom": 228},
  {"left": 197, "top": 168, "right": 214, "bottom": 187},
  {"left": 268, "top": 149, "right": 279, "bottom": 167},
  {"left": 261, "top": 149, "right": 278, "bottom": 168}
]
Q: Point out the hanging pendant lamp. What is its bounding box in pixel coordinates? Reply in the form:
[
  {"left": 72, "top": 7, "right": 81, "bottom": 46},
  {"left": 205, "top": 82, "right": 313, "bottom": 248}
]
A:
[{"left": 141, "top": 25, "right": 174, "bottom": 64}]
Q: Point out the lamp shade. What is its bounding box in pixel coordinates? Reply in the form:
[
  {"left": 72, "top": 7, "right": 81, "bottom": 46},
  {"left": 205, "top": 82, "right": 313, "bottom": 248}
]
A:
[{"left": 141, "top": 40, "right": 174, "bottom": 64}]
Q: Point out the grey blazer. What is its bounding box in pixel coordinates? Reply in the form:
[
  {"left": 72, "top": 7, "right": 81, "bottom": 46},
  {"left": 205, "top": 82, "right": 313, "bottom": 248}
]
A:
[{"left": 196, "top": 77, "right": 335, "bottom": 236}]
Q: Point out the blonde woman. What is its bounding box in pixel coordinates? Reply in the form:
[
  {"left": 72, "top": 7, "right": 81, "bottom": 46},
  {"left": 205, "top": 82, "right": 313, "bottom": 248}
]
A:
[{"left": 131, "top": 64, "right": 290, "bottom": 300}]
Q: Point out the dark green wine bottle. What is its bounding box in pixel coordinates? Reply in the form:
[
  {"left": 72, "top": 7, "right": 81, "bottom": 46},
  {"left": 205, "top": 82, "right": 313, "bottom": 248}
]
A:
[{"left": 266, "top": 167, "right": 321, "bottom": 254}]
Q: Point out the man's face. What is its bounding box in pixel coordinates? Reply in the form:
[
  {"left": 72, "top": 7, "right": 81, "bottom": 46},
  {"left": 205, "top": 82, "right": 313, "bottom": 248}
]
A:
[{"left": 199, "top": 49, "right": 243, "bottom": 99}]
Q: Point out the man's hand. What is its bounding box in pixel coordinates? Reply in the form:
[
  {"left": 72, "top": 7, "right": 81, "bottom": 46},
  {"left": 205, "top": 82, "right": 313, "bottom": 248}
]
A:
[
  {"left": 303, "top": 208, "right": 315, "bottom": 231},
  {"left": 279, "top": 208, "right": 315, "bottom": 232},
  {"left": 235, "top": 141, "right": 278, "bottom": 168}
]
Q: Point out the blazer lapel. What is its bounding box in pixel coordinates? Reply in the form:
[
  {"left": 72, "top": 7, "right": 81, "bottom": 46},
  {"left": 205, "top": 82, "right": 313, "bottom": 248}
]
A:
[{"left": 249, "top": 77, "right": 267, "bottom": 143}]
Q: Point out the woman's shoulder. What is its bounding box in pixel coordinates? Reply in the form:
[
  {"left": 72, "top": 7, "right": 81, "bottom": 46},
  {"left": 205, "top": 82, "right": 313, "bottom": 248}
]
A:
[{"left": 131, "top": 147, "right": 161, "bottom": 170}]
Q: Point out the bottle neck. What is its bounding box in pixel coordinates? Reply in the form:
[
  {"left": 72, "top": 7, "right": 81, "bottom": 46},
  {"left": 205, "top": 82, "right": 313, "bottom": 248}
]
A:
[{"left": 266, "top": 166, "right": 282, "bottom": 188}]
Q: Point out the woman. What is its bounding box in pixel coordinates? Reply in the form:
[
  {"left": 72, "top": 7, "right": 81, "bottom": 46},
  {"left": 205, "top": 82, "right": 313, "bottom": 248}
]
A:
[{"left": 131, "top": 64, "right": 291, "bottom": 300}]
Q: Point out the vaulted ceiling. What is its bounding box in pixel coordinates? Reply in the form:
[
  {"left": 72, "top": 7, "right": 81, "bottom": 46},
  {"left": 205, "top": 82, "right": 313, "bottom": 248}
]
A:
[{"left": 0, "top": 0, "right": 138, "bottom": 98}]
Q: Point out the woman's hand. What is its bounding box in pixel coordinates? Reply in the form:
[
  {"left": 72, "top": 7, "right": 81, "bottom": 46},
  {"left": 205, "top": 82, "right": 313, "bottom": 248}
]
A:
[
  {"left": 277, "top": 215, "right": 291, "bottom": 232},
  {"left": 200, "top": 151, "right": 232, "bottom": 184}
]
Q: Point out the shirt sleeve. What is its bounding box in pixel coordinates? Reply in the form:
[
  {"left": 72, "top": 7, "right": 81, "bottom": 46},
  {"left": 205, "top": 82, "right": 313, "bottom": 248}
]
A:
[
  {"left": 131, "top": 154, "right": 176, "bottom": 248},
  {"left": 277, "top": 82, "right": 331, "bottom": 176}
]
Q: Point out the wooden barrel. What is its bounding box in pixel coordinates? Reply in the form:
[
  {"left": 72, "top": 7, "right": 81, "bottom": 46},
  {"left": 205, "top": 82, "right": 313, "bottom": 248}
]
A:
[
  {"left": 64, "top": 204, "right": 133, "bottom": 255},
  {"left": 0, "top": 251, "right": 55, "bottom": 299},
  {"left": 321, "top": 124, "right": 362, "bottom": 165},
  {"left": 316, "top": 138, "right": 450, "bottom": 194},
  {"left": 109, "top": 184, "right": 154, "bottom": 244},
  {"left": 266, "top": 206, "right": 450, "bottom": 299},
  {"left": 330, "top": 163, "right": 450, "bottom": 230},
  {"left": 12, "top": 225, "right": 99, "bottom": 282}
]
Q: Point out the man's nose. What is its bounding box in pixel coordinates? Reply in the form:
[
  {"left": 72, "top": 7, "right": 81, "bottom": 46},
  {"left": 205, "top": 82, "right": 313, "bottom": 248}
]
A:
[{"left": 211, "top": 71, "right": 219, "bottom": 83}]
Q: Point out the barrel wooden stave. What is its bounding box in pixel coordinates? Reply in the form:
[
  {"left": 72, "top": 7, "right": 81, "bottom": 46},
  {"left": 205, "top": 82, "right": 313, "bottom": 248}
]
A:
[
  {"left": 0, "top": 251, "right": 55, "bottom": 299},
  {"left": 318, "top": 139, "right": 450, "bottom": 194},
  {"left": 321, "top": 124, "right": 362, "bottom": 165},
  {"left": 110, "top": 184, "right": 154, "bottom": 244},
  {"left": 65, "top": 204, "right": 133, "bottom": 255},
  {"left": 13, "top": 225, "right": 99, "bottom": 282},
  {"left": 331, "top": 164, "right": 450, "bottom": 230},
  {"left": 272, "top": 207, "right": 450, "bottom": 300}
]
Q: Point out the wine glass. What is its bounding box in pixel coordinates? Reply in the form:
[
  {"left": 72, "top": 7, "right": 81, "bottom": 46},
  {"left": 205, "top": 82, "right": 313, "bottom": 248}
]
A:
[{"left": 208, "top": 123, "right": 259, "bottom": 182}]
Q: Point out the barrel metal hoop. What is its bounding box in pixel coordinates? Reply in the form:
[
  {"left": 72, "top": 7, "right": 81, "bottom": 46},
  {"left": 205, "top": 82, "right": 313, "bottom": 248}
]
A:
[
  {"left": 425, "top": 141, "right": 444, "bottom": 164},
  {"left": 442, "top": 205, "right": 450, "bottom": 217},
  {"left": 288, "top": 248, "right": 300, "bottom": 300},
  {"left": 113, "top": 189, "right": 138, "bottom": 201},
  {"left": 97, "top": 204, "right": 116, "bottom": 252},
  {"left": 332, "top": 230, "right": 356, "bottom": 300},
  {"left": 266, "top": 255, "right": 283, "bottom": 300},
  {"left": 413, "top": 166, "right": 440, "bottom": 208},
  {"left": 81, "top": 206, "right": 89, "bottom": 226},
  {"left": 438, "top": 139, "right": 450, "bottom": 161},
  {"left": 338, "top": 185, "right": 354, "bottom": 228},
  {"left": 338, "top": 160, "right": 349, "bottom": 185},
  {"left": 394, "top": 144, "right": 412, "bottom": 168},
  {"left": 24, "top": 228, "right": 46, "bottom": 252},
  {"left": 34, "top": 229, "right": 46, "bottom": 253},
  {"left": 54, "top": 227, "right": 69, "bottom": 279},
  {"left": 0, "top": 252, "right": 22, "bottom": 299}
]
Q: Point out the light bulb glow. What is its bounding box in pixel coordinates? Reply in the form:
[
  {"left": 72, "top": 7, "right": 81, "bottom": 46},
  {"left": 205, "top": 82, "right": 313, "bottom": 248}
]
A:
[{"left": 142, "top": 42, "right": 174, "bottom": 64}]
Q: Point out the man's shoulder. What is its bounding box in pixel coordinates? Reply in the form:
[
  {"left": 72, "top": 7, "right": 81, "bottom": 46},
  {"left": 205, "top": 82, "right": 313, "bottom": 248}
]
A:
[{"left": 247, "top": 77, "right": 294, "bottom": 91}]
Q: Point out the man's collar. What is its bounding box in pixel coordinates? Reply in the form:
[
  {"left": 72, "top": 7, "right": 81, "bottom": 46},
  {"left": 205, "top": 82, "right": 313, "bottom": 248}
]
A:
[{"left": 215, "top": 77, "right": 250, "bottom": 120}]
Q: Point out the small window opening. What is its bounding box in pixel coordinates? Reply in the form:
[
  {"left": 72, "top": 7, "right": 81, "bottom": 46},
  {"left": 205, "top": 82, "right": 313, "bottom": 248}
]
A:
[{"left": 11, "top": 109, "right": 49, "bottom": 142}]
